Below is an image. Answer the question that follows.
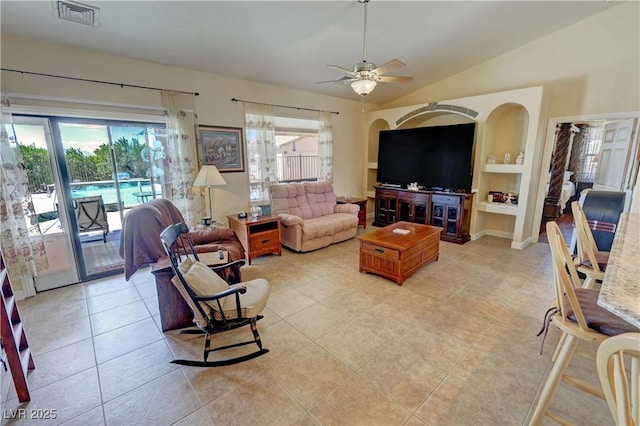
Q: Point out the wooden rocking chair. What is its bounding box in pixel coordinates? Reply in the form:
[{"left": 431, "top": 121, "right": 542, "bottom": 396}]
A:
[{"left": 160, "top": 223, "right": 270, "bottom": 367}]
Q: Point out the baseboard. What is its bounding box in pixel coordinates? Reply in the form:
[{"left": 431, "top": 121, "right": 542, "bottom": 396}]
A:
[
  {"left": 484, "top": 229, "right": 514, "bottom": 240},
  {"left": 511, "top": 237, "right": 533, "bottom": 250},
  {"left": 13, "top": 289, "right": 27, "bottom": 301}
]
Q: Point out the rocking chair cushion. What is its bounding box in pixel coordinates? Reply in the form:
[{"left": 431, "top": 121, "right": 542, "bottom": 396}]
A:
[
  {"left": 178, "top": 257, "right": 230, "bottom": 310},
  {"left": 213, "top": 279, "right": 271, "bottom": 321},
  {"left": 176, "top": 258, "right": 270, "bottom": 321}
]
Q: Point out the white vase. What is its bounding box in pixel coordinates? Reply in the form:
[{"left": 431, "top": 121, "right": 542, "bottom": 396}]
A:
[{"left": 250, "top": 205, "right": 263, "bottom": 220}]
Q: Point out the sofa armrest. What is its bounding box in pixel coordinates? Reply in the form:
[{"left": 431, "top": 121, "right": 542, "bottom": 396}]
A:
[
  {"left": 277, "top": 213, "right": 304, "bottom": 227},
  {"left": 335, "top": 203, "right": 360, "bottom": 215}
]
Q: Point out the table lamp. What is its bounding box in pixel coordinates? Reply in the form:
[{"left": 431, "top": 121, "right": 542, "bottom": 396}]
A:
[{"left": 193, "top": 165, "right": 226, "bottom": 223}]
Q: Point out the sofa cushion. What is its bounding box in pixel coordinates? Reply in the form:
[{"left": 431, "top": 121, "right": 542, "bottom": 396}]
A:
[
  {"left": 271, "top": 183, "right": 313, "bottom": 219},
  {"left": 304, "top": 181, "right": 337, "bottom": 218},
  {"left": 301, "top": 213, "right": 358, "bottom": 241}
]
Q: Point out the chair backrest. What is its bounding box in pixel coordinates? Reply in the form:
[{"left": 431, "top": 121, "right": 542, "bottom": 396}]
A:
[
  {"left": 572, "top": 201, "right": 603, "bottom": 273},
  {"left": 160, "top": 223, "right": 210, "bottom": 326},
  {"left": 546, "top": 221, "right": 590, "bottom": 332},
  {"left": 75, "top": 195, "right": 108, "bottom": 232},
  {"left": 160, "top": 222, "right": 199, "bottom": 266},
  {"left": 597, "top": 332, "right": 640, "bottom": 425}
]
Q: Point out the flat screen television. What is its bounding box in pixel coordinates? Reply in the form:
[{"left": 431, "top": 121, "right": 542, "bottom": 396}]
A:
[{"left": 376, "top": 123, "right": 476, "bottom": 192}]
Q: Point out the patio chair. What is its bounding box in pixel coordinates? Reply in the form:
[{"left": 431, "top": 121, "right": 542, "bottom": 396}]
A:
[
  {"left": 74, "top": 195, "right": 109, "bottom": 243},
  {"left": 160, "top": 223, "right": 270, "bottom": 367}
]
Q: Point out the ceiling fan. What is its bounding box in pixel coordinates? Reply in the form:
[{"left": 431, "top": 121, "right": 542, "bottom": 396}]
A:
[{"left": 320, "top": 0, "right": 413, "bottom": 98}]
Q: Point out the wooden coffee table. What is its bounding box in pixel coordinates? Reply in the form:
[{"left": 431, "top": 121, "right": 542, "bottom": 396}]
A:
[{"left": 358, "top": 221, "right": 443, "bottom": 285}]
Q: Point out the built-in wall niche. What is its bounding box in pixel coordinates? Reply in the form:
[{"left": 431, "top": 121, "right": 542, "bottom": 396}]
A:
[
  {"left": 482, "top": 103, "right": 529, "bottom": 165},
  {"left": 366, "top": 118, "right": 390, "bottom": 198},
  {"left": 368, "top": 119, "right": 390, "bottom": 164},
  {"left": 476, "top": 211, "right": 517, "bottom": 239},
  {"left": 478, "top": 172, "right": 523, "bottom": 203}
]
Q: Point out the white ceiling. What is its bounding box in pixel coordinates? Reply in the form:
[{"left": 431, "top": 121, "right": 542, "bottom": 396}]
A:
[{"left": 0, "top": 1, "right": 619, "bottom": 105}]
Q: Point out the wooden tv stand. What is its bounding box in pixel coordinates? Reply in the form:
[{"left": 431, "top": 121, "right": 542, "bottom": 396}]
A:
[{"left": 372, "top": 186, "right": 472, "bottom": 244}]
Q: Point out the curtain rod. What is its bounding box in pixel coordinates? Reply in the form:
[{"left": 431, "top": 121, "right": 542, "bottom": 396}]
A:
[
  {"left": 1, "top": 68, "right": 199, "bottom": 96},
  {"left": 231, "top": 98, "right": 339, "bottom": 115}
]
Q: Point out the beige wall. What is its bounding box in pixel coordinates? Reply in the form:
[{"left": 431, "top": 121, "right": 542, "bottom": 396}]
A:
[
  {"left": 0, "top": 35, "right": 366, "bottom": 223},
  {"left": 2, "top": 1, "right": 639, "bottom": 220},
  {"left": 386, "top": 2, "right": 640, "bottom": 118},
  {"left": 384, "top": 2, "right": 640, "bottom": 223}
]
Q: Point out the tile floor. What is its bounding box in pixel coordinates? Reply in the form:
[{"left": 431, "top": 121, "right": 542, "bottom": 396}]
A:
[{"left": 1, "top": 226, "right": 613, "bottom": 425}]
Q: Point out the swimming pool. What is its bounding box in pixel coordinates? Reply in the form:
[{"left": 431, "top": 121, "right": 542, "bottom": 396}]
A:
[{"left": 70, "top": 180, "right": 160, "bottom": 207}]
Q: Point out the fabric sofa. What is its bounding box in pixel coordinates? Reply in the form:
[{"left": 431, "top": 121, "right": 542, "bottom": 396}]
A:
[
  {"left": 270, "top": 181, "right": 360, "bottom": 252},
  {"left": 120, "top": 198, "right": 245, "bottom": 283}
]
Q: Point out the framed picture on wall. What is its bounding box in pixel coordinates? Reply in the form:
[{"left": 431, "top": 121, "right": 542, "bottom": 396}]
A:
[{"left": 197, "top": 125, "right": 245, "bottom": 172}]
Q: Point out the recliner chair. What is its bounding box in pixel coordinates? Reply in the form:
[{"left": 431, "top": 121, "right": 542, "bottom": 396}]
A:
[{"left": 119, "top": 198, "right": 245, "bottom": 283}]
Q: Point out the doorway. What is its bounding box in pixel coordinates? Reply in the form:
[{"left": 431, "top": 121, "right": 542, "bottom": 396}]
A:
[
  {"left": 13, "top": 115, "right": 166, "bottom": 291},
  {"left": 534, "top": 113, "right": 640, "bottom": 243}
]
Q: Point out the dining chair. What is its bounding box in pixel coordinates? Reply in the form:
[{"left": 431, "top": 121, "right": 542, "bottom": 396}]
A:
[
  {"left": 529, "top": 221, "right": 639, "bottom": 425},
  {"left": 572, "top": 200, "right": 609, "bottom": 289},
  {"left": 597, "top": 332, "right": 640, "bottom": 425}
]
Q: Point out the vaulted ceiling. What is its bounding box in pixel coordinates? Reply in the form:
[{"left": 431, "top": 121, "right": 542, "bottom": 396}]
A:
[{"left": 1, "top": 1, "right": 619, "bottom": 105}]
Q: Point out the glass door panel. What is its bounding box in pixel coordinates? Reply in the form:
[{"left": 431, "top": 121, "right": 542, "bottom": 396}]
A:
[
  {"left": 57, "top": 121, "right": 120, "bottom": 279},
  {"left": 398, "top": 200, "right": 411, "bottom": 222},
  {"left": 57, "top": 121, "right": 166, "bottom": 279},
  {"left": 11, "top": 117, "right": 79, "bottom": 290},
  {"left": 414, "top": 203, "right": 428, "bottom": 223}
]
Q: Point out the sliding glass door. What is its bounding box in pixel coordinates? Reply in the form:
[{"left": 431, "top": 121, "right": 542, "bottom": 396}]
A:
[
  {"left": 11, "top": 116, "right": 79, "bottom": 290},
  {"left": 14, "top": 115, "right": 165, "bottom": 290}
]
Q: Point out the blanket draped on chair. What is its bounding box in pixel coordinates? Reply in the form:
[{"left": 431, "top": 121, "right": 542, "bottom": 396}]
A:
[{"left": 119, "top": 198, "right": 245, "bottom": 282}]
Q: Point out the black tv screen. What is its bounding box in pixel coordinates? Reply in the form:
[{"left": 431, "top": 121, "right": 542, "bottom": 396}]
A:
[{"left": 376, "top": 123, "right": 476, "bottom": 191}]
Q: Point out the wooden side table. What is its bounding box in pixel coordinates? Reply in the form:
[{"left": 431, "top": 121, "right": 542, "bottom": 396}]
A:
[
  {"left": 227, "top": 214, "right": 282, "bottom": 264},
  {"left": 337, "top": 196, "right": 367, "bottom": 229}
]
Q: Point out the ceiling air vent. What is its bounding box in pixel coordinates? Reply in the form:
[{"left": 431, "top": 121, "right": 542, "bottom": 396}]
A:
[{"left": 55, "top": 0, "right": 100, "bottom": 27}]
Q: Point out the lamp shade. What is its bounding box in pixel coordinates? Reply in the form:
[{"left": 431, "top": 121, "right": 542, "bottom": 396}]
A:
[
  {"left": 351, "top": 79, "right": 377, "bottom": 96},
  {"left": 194, "top": 165, "right": 226, "bottom": 187}
]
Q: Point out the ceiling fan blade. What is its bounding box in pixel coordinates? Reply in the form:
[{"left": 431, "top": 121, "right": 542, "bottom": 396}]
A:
[
  {"left": 327, "top": 65, "right": 357, "bottom": 77},
  {"left": 317, "top": 75, "right": 355, "bottom": 84},
  {"left": 377, "top": 75, "right": 413, "bottom": 84},
  {"left": 372, "top": 59, "right": 406, "bottom": 76}
]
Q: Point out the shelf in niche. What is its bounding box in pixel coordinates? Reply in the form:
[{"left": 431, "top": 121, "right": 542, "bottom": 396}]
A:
[
  {"left": 477, "top": 201, "right": 520, "bottom": 216},
  {"left": 367, "top": 162, "right": 378, "bottom": 169},
  {"left": 481, "top": 164, "right": 524, "bottom": 173}
]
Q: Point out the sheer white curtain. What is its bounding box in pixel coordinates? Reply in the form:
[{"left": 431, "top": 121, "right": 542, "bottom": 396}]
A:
[
  {"left": 318, "top": 111, "right": 334, "bottom": 182},
  {"left": 159, "top": 90, "right": 202, "bottom": 226},
  {"left": 0, "top": 98, "right": 48, "bottom": 297},
  {"left": 245, "top": 103, "right": 278, "bottom": 204}
]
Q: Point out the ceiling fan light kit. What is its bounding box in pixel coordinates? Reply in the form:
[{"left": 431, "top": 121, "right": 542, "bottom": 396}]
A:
[
  {"left": 321, "top": 0, "right": 413, "bottom": 101},
  {"left": 351, "top": 79, "right": 377, "bottom": 96}
]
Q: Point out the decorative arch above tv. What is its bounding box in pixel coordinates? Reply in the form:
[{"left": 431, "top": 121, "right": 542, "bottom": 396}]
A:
[{"left": 364, "top": 86, "right": 548, "bottom": 249}]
